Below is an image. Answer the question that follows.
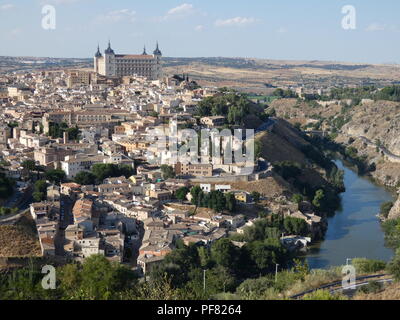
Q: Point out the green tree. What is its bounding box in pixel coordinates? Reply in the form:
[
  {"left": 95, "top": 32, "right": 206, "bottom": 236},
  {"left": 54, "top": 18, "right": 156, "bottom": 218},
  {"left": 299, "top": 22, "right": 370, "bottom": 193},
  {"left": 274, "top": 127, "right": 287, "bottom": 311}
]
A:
[
  {"left": 33, "top": 180, "right": 47, "bottom": 202},
  {"left": 74, "top": 171, "right": 96, "bottom": 185},
  {"left": 202, "top": 266, "right": 236, "bottom": 294},
  {"left": 210, "top": 239, "right": 238, "bottom": 269},
  {"left": 352, "top": 258, "right": 386, "bottom": 274},
  {"left": 66, "top": 126, "right": 80, "bottom": 141},
  {"left": 225, "top": 192, "right": 237, "bottom": 212},
  {"left": 45, "top": 169, "right": 66, "bottom": 184},
  {"left": 22, "top": 160, "right": 36, "bottom": 172},
  {"left": 357, "top": 281, "right": 383, "bottom": 294},
  {"left": 160, "top": 165, "right": 176, "bottom": 180},
  {"left": 387, "top": 253, "right": 400, "bottom": 281},
  {"left": 381, "top": 201, "right": 394, "bottom": 218},
  {"left": 175, "top": 187, "right": 189, "bottom": 202},
  {"left": 80, "top": 255, "right": 134, "bottom": 300},
  {"left": 58, "top": 263, "right": 82, "bottom": 298},
  {"left": 0, "top": 173, "right": 15, "bottom": 199},
  {"left": 283, "top": 217, "right": 309, "bottom": 236},
  {"left": 135, "top": 274, "right": 180, "bottom": 300},
  {"left": 190, "top": 186, "right": 203, "bottom": 206},
  {"left": 91, "top": 164, "right": 134, "bottom": 183},
  {"left": 33, "top": 192, "right": 45, "bottom": 202},
  {"left": 208, "top": 190, "right": 226, "bottom": 212},
  {"left": 291, "top": 194, "right": 304, "bottom": 204},
  {"left": 247, "top": 241, "right": 277, "bottom": 273},
  {"left": 251, "top": 191, "right": 261, "bottom": 203},
  {"left": 312, "top": 189, "right": 325, "bottom": 209},
  {"left": 255, "top": 140, "right": 262, "bottom": 159},
  {"left": 198, "top": 246, "right": 212, "bottom": 269}
]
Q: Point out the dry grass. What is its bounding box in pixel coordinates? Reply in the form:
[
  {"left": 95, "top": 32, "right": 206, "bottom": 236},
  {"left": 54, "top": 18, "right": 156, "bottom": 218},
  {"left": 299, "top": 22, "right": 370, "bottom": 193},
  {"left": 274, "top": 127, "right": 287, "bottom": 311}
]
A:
[
  {"left": 164, "top": 59, "right": 400, "bottom": 94},
  {"left": 257, "top": 131, "right": 307, "bottom": 165},
  {"left": 0, "top": 214, "right": 41, "bottom": 258},
  {"left": 286, "top": 267, "right": 343, "bottom": 297},
  {"left": 231, "top": 175, "right": 294, "bottom": 198},
  {"left": 353, "top": 281, "right": 400, "bottom": 300}
]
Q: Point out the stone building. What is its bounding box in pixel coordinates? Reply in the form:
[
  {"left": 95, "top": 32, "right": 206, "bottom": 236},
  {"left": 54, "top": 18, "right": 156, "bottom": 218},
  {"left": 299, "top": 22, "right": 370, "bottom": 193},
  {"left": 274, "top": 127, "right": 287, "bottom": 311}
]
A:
[{"left": 94, "top": 41, "right": 162, "bottom": 80}]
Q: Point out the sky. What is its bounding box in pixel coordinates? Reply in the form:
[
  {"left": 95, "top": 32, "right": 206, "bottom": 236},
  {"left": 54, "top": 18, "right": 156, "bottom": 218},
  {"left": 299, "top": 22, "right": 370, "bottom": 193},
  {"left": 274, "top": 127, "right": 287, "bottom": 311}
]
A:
[{"left": 0, "top": 0, "right": 399, "bottom": 64}]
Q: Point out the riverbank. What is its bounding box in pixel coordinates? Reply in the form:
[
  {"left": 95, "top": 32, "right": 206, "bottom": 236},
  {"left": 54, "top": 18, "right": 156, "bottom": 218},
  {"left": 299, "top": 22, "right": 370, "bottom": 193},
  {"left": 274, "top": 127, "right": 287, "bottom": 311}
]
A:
[{"left": 303, "top": 159, "right": 395, "bottom": 269}]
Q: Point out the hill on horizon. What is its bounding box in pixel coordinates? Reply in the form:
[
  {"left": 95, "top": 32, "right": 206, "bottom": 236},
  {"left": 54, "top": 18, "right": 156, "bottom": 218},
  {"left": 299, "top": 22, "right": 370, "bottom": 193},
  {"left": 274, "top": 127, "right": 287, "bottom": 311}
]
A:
[{"left": 2, "top": 55, "right": 400, "bottom": 94}]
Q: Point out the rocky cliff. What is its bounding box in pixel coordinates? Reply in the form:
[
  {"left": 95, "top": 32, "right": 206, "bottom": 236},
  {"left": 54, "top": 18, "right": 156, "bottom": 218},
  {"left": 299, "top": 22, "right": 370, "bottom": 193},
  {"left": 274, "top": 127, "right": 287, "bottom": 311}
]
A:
[{"left": 389, "top": 197, "right": 400, "bottom": 220}]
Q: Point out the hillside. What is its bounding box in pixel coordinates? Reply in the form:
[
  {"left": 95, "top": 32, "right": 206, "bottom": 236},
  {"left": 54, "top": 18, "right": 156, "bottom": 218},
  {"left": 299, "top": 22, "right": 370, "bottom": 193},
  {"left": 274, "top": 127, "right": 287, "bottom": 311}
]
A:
[
  {"left": 252, "top": 119, "right": 339, "bottom": 208},
  {"left": 0, "top": 214, "right": 41, "bottom": 258},
  {"left": 353, "top": 281, "right": 400, "bottom": 300},
  {"left": 271, "top": 97, "right": 400, "bottom": 184},
  {"left": 2, "top": 56, "right": 400, "bottom": 94},
  {"left": 163, "top": 57, "right": 400, "bottom": 94}
]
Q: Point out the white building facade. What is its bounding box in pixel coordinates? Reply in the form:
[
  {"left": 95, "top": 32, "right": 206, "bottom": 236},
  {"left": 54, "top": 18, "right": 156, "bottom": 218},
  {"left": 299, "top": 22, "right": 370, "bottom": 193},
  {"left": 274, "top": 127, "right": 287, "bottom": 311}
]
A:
[{"left": 94, "top": 41, "right": 162, "bottom": 80}]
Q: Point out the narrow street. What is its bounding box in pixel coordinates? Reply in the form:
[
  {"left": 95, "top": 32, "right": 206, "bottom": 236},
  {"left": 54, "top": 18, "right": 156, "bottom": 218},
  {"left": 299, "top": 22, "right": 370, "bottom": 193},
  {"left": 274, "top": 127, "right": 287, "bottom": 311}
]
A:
[{"left": 54, "top": 195, "right": 74, "bottom": 256}]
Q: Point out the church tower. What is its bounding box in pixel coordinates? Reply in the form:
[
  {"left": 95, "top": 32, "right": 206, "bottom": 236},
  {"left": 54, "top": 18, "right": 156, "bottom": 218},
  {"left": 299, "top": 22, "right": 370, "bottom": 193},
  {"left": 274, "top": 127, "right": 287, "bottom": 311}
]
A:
[
  {"left": 153, "top": 42, "right": 163, "bottom": 79},
  {"left": 94, "top": 44, "right": 102, "bottom": 74},
  {"left": 104, "top": 40, "right": 116, "bottom": 77}
]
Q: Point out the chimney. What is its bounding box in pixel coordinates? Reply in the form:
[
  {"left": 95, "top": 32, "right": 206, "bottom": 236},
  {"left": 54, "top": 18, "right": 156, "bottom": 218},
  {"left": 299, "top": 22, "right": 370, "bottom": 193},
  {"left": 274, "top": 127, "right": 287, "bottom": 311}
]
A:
[{"left": 63, "top": 131, "right": 69, "bottom": 144}]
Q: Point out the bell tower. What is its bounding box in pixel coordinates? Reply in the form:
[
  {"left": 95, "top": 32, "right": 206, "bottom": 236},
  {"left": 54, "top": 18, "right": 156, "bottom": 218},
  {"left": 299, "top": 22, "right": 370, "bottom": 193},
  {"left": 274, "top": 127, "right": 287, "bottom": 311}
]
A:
[
  {"left": 104, "top": 40, "right": 116, "bottom": 77},
  {"left": 153, "top": 42, "right": 163, "bottom": 79},
  {"left": 94, "top": 44, "right": 102, "bottom": 74}
]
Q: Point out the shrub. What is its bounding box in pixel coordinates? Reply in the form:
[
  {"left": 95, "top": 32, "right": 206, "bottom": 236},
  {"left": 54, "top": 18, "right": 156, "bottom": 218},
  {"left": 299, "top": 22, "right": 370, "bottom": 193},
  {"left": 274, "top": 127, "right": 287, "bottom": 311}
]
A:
[
  {"left": 380, "top": 201, "right": 394, "bottom": 218},
  {"left": 357, "top": 281, "right": 383, "bottom": 295},
  {"left": 302, "top": 290, "right": 347, "bottom": 300},
  {"left": 352, "top": 258, "right": 386, "bottom": 274}
]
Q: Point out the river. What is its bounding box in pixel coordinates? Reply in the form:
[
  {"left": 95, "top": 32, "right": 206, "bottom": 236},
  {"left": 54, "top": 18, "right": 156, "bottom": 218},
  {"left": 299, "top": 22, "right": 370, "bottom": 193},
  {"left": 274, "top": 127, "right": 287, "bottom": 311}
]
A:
[{"left": 306, "top": 160, "right": 395, "bottom": 269}]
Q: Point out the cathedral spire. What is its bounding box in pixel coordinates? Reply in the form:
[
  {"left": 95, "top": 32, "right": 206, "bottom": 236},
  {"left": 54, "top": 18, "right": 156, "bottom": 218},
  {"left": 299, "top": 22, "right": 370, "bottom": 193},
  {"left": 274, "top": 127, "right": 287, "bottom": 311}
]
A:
[
  {"left": 105, "top": 40, "right": 114, "bottom": 54},
  {"left": 95, "top": 44, "right": 102, "bottom": 57},
  {"left": 153, "top": 41, "right": 162, "bottom": 56},
  {"left": 142, "top": 45, "right": 147, "bottom": 55}
]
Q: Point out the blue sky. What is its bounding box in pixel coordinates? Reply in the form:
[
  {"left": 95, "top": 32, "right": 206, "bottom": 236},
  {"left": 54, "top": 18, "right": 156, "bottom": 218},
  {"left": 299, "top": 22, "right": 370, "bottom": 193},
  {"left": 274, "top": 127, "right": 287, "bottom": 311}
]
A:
[{"left": 0, "top": 0, "right": 399, "bottom": 63}]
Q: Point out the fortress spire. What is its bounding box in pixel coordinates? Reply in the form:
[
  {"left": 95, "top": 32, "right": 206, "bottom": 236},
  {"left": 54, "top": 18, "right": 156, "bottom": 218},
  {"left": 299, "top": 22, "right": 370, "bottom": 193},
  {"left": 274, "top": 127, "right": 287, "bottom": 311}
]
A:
[
  {"left": 153, "top": 41, "right": 162, "bottom": 56},
  {"left": 95, "top": 44, "right": 102, "bottom": 57},
  {"left": 105, "top": 40, "right": 114, "bottom": 55}
]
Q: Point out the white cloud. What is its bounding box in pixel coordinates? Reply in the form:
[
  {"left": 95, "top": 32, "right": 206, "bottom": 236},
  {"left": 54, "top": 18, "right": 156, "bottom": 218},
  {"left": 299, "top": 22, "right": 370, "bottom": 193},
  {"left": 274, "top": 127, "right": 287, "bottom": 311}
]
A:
[
  {"left": 366, "top": 23, "right": 386, "bottom": 32},
  {"left": 0, "top": 3, "right": 14, "bottom": 10},
  {"left": 195, "top": 25, "right": 204, "bottom": 32},
  {"left": 215, "top": 17, "right": 258, "bottom": 27},
  {"left": 167, "top": 3, "right": 194, "bottom": 16},
  {"left": 161, "top": 3, "right": 195, "bottom": 20},
  {"left": 95, "top": 9, "right": 136, "bottom": 23}
]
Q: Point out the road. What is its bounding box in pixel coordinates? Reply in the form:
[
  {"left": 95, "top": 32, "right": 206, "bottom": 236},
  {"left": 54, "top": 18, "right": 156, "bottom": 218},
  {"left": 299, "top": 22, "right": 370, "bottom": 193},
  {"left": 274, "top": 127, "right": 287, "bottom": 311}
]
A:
[
  {"left": 290, "top": 273, "right": 392, "bottom": 299},
  {"left": 3, "top": 184, "right": 32, "bottom": 209},
  {"left": 0, "top": 209, "right": 29, "bottom": 225},
  {"left": 331, "top": 278, "right": 394, "bottom": 295},
  {"left": 59, "top": 195, "right": 74, "bottom": 230},
  {"left": 342, "top": 132, "right": 400, "bottom": 162},
  {"left": 53, "top": 195, "right": 74, "bottom": 256},
  {"left": 0, "top": 186, "right": 33, "bottom": 224}
]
